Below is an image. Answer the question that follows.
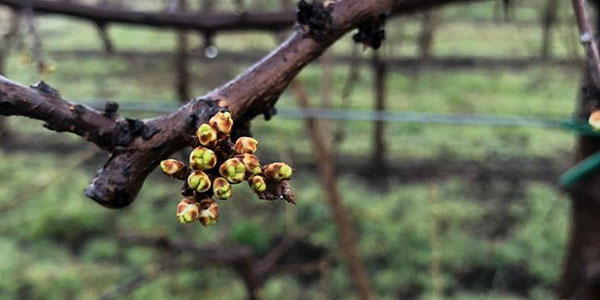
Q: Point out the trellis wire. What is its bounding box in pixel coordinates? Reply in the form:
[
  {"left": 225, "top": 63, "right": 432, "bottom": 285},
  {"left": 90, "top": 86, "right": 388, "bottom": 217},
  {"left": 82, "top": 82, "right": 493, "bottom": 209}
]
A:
[{"left": 82, "top": 100, "right": 567, "bottom": 128}]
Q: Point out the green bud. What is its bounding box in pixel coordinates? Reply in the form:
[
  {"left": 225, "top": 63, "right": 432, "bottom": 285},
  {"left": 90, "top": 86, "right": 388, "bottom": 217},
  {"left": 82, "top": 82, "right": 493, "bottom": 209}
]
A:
[
  {"left": 213, "top": 177, "right": 232, "bottom": 200},
  {"left": 176, "top": 198, "right": 200, "bottom": 224},
  {"left": 219, "top": 158, "right": 246, "bottom": 184},
  {"left": 209, "top": 111, "right": 233, "bottom": 139},
  {"left": 236, "top": 154, "right": 261, "bottom": 176},
  {"left": 159, "top": 159, "right": 186, "bottom": 178},
  {"left": 187, "top": 170, "right": 211, "bottom": 192},
  {"left": 189, "top": 147, "right": 217, "bottom": 170},
  {"left": 263, "top": 162, "right": 293, "bottom": 181},
  {"left": 196, "top": 123, "right": 218, "bottom": 147},
  {"left": 590, "top": 110, "right": 600, "bottom": 131},
  {"left": 234, "top": 137, "right": 258, "bottom": 154},
  {"left": 198, "top": 199, "right": 219, "bottom": 227},
  {"left": 248, "top": 175, "right": 267, "bottom": 193}
]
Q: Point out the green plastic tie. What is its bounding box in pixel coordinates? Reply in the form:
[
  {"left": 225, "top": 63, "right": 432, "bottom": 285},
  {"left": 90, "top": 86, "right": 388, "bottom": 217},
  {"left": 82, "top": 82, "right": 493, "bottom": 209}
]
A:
[
  {"left": 560, "top": 150, "right": 600, "bottom": 188},
  {"left": 560, "top": 119, "right": 600, "bottom": 137}
]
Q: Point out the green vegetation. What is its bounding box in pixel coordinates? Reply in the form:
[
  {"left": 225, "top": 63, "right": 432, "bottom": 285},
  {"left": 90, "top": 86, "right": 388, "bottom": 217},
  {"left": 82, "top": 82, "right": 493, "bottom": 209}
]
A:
[{"left": 0, "top": 1, "right": 580, "bottom": 299}]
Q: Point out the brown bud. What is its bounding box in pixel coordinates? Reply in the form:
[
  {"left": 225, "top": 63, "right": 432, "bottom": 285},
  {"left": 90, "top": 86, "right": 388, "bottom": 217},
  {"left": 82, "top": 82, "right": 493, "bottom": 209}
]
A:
[
  {"left": 196, "top": 123, "right": 218, "bottom": 147},
  {"left": 159, "top": 159, "right": 186, "bottom": 178},
  {"left": 198, "top": 199, "right": 219, "bottom": 227},
  {"left": 189, "top": 147, "right": 217, "bottom": 170},
  {"left": 213, "top": 177, "right": 232, "bottom": 200},
  {"left": 248, "top": 175, "right": 267, "bottom": 193},
  {"left": 176, "top": 198, "right": 200, "bottom": 224},
  {"left": 590, "top": 110, "right": 600, "bottom": 131},
  {"left": 236, "top": 154, "right": 262, "bottom": 176},
  {"left": 209, "top": 111, "right": 233, "bottom": 139},
  {"left": 234, "top": 137, "right": 258, "bottom": 154},
  {"left": 219, "top": 158, "right": 246, "bottom": 184},
  {"left": 263, "top": 162, "right": 293, "bottom": 181},
  {"left": 187, "top": 170, "right": 211, "bottom": 192}
]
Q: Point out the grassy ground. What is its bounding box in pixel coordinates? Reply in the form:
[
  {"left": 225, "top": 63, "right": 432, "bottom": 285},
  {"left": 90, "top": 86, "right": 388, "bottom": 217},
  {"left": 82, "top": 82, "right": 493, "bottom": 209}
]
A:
[{"left": 0, "top": 1, "right": 582, "bottom": 299}]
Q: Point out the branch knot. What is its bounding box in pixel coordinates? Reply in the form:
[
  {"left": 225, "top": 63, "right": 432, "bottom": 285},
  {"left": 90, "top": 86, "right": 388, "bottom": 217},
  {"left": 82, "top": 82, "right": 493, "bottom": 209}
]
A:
[
  {"left": 353, "top": 14, "right": 386, "bottom": 50},
  {"left": 296, "top": 0, "right": 333, "bottom": 38},
  {"left": 31, "top": 81, "right": 59, "bottom": 96}
]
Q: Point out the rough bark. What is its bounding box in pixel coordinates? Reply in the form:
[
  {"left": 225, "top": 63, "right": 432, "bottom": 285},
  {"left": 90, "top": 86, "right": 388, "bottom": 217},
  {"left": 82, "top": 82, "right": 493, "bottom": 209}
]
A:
[
  {"left": 559, "top": 0, "right": 600, "bottom": 299},
  {"left": 558, "top": 59, "right": 600, "bottom": 300}
]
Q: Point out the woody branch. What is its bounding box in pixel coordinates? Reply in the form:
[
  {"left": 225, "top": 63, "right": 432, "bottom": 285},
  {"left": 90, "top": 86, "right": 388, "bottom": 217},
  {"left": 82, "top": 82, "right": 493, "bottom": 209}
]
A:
[{"left": 0, "top": 0, "right": 484, "bottom": 208}]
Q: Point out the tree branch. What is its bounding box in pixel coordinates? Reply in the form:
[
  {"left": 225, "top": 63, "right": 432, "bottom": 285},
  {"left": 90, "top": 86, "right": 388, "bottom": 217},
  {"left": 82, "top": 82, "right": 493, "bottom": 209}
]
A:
[
  {"left": 0, "top": 77, "right": 118, "bottom": 149},
  {"left": 571, "top": 0, "right": 600, "bottom": 87},
  {"left": 0, "top": 0, "right": 295, "bottom": 33},
  {"left": 0, "top": 0, "right": 486, "bottom": 208}
]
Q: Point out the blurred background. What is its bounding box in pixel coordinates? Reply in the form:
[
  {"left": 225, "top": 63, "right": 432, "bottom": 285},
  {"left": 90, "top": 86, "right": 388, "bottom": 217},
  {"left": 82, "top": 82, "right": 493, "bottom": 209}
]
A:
[{"left": 0, "top": 0, "right": 582, "bottom": 299}]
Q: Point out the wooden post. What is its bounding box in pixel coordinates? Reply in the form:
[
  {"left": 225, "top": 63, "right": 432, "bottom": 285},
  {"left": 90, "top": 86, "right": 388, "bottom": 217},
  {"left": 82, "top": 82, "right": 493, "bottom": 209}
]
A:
[
  {"left": 321, "top": 51, "right": 333, "bottom": 150},
  {"left": 372, "top": 51, "right": 387, "bottom": 166},
  {"left": 0, "top": 46, "right": 5, "bottom": 141},
  {"left": 559, "top": 2, "right": 600, "bottom": 299},
  {"left": 418, "top": 9, "right": 437, "bottom": 65},
  {"left": 96, "top": 23, "right": 114, "bottom": 54},
  {"left": 540, "top": 0, "right": 559, "bottom": 60},
  {"left": 558, "top": 68, "right": 600, "bottom": 300},
  {"left": 174, "top": 0, "right": 190, "bottom": 102},
  {"left": 0, "top": 12, "right": 19, "bottom": 141},
  {"left": 292, "top": 81, "right": 374, "bottom": 300}
]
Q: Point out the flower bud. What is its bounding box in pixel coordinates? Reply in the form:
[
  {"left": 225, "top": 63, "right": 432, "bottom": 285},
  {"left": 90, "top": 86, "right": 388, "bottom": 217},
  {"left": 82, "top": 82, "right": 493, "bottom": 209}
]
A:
[
  {"left": 196, "top": 123, "right": 218, "bottom": 147},
  {"left": 189, "top": 147, "right": 217, "bottom": 170},
  {"left": 263, "top": 162, "right": 293, "bottom": 181},
  {"left": 219, "top": 158, "right": 246, "bottom": 184},
  {"left": 198, "top": 199, "right": 219, "bottom": 227},
  {"left": 248, "top": 175, "right": 267, "bottom": 193},
  {"left": 159, "top": 159, "right": 186, "bottom": 178},
  {"left": 176, "top": 198, "right": 200, "bottom": 224},
  {"left": 209, "top": 111, "right": 233, "bottom": 139},
  {"left": 234, "top": 137, "right": 258, "bottom": 154},
  {"left": 187, "top": 170, "right": 211, "bottom": 192},
  {"left": 213, "top": 177, "right": 232, "bottom": 200},
  {"left": 590, "top": 110, "right": 600, "bottom": 131},
  {"left": 236, "top": 154, "right": 261, "bottom": 175}
]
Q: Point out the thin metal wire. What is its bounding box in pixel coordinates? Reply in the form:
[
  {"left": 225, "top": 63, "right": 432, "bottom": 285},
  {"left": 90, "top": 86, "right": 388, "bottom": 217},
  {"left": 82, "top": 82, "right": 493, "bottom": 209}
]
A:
[{"left": 80, "top": 100, "right": 567, "bottom": 128}]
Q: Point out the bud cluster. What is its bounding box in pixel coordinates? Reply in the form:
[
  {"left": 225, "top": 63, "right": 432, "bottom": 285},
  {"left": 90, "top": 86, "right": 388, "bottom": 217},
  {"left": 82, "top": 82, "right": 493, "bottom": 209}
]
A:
[{"left": 157, "top": 111, "right": 294, "bottom": 226}]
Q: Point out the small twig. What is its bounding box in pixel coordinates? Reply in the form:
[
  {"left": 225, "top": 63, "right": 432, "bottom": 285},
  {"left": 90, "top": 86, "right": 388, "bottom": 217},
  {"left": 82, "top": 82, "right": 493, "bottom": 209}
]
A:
[
  {"left": 274, "top": 253, "right": 334, "bottom": 276},
  {"left": 255, "top": 220, "right": 326, "bottom": 276},
  {"left": 571, "top": 0, "right": 600, "bottom": 87},
  {"left": 256, "top": 234, "right": 298, "bottom": 275}
]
